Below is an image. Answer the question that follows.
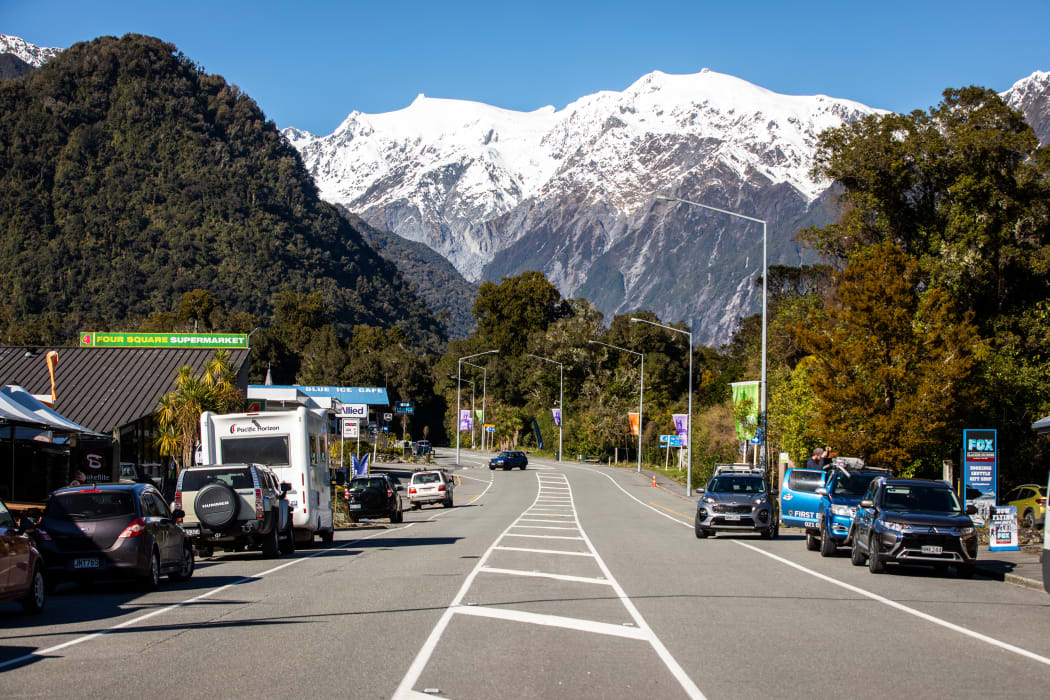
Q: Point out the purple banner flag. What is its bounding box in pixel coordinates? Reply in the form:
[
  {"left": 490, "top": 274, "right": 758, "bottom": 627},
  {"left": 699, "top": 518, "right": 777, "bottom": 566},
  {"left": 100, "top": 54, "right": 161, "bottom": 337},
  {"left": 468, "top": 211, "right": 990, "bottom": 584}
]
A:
[
  {"left": 459, "top": 409, "right": 473, "bottom": 431},
  {"left": 672, "top": 414, "right": 688, "bottom": 439},
  {"left": 552, "top": 408, "right": 562, "bottom": 427}
]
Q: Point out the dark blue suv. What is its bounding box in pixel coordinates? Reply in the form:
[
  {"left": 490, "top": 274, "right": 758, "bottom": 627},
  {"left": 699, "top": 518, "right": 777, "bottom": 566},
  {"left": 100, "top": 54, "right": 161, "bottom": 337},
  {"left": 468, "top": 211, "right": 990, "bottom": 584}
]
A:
[
  {"left": 850, "top": 477, "right": 978, "bottom": 576},
  {"left": 813, "top": 465, "right": 890, "bottom": 557}
]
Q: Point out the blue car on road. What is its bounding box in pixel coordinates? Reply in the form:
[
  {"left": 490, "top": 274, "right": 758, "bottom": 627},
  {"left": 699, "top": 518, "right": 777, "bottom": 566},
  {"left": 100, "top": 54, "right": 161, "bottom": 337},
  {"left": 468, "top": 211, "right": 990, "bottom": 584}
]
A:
[{"left": 813, "top": 464, "right": 890, "bottom": 556}]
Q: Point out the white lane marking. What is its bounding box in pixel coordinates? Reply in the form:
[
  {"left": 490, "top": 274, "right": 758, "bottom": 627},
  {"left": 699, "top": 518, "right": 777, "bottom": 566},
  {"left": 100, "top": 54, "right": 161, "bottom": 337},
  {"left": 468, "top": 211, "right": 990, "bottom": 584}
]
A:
[
  {"left": 566, "top": 462, "right": 1050, "bottom": 670},
  {"left": 503, "top": 533, "right": 586, "bottom": 541},
  {"left": 0, "top": 526, "right": 408, "bottom": 672},
  {"left": 455, "top": 605, "right": 647, "bottom": 640},
  {"left": 479, "top": 566, "right": 611, "bottom": 586},
  {"left": 734, "top": 541, "right": 1050, "bottom": 667},
  {"left": 511, "top": 524, "right": 578, "bottom": 530},
  {"left": 456, "top": 473, "right": 493, "bottom": 483},
  {"left": 524, "top": 511, "right": 574, "bottom": 516},
  {"left": 494, "top": 546, "right": 596, "bottom": 558},
  {"left": 518, "top": 518, "right": 580, "bottom": 524}
]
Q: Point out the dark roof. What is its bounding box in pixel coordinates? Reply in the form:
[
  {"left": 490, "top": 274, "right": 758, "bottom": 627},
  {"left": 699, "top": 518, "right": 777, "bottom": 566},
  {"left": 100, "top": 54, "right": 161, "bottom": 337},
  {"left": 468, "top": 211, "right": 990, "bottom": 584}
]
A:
[{"left": 0, "top": 347, "right": 250, "bottom": 434}]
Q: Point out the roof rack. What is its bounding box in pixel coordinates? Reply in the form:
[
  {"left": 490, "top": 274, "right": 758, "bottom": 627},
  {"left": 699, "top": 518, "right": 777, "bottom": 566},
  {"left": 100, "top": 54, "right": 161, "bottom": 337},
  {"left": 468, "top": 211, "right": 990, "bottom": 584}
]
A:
[{"left": 714, "top": 463, "right": 764, "bottom": 476}]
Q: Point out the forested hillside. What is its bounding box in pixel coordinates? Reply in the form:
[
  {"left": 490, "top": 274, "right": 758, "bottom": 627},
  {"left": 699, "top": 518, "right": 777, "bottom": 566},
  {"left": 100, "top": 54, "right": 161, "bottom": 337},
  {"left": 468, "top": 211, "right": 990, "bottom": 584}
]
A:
[{"left": 0, "top": 34, "right": 445, "bottom": 348}]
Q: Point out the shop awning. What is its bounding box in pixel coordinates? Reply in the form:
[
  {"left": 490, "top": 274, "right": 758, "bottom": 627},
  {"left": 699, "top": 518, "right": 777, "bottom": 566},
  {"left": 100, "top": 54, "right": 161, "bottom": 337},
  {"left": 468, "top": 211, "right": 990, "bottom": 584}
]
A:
[
  {"left": 1033, "top": 415, "right": 1050, "bottom": 435},
  {"left": 0, "top": 384, "right": 106, "bottom": 436}
]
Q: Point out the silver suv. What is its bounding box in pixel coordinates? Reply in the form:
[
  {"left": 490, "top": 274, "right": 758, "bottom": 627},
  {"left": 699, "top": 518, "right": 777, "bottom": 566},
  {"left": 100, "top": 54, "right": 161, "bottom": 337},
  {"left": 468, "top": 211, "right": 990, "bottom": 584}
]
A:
[
  {"left": 174, "top": 463, "right": 294, "bottom": 558},
  {"left": 407, "top": 469, "right": 454, "bottom": 509},
  {"left": 695, "top": 464, "right": 779, "bottom": 539}
]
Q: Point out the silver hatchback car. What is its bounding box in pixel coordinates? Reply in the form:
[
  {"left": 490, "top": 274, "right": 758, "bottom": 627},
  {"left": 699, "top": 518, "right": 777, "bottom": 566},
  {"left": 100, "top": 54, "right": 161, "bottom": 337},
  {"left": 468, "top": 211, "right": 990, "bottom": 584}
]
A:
[{"left": 695, "top": 465, "right": 778, "bottom": 539}]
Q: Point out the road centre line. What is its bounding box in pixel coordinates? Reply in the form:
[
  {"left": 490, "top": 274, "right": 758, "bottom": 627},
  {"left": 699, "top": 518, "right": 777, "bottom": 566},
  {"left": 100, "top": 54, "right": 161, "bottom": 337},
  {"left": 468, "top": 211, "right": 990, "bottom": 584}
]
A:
[
  {"left": 479, "top": 566, "right": 611, "bottom": 585},
  {"left": 394, "top": 471, "right": 704, "bottom": 700},
  {"left": 649, "top": 501, "right": 694, "bottom": 519},
  {"left": 565, "top": 462, "right": 1050, "bottom": 670},
  {"left": 494, "top": 546, "right": 595, "bottom": 557}
]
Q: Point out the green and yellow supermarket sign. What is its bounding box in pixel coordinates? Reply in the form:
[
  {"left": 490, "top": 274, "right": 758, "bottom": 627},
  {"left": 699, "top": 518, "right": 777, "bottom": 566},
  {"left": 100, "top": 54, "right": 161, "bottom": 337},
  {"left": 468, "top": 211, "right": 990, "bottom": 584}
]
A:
[{"left": 79, "top": 332, "right": 249, "bottom": 349}]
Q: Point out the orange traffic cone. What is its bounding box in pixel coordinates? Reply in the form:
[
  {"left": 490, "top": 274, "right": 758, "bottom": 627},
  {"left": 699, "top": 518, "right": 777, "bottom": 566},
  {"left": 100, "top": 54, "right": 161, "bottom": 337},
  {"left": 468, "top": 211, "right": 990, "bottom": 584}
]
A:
[{"left": 651, "top": 473, "right": 657, "bottom": 488}]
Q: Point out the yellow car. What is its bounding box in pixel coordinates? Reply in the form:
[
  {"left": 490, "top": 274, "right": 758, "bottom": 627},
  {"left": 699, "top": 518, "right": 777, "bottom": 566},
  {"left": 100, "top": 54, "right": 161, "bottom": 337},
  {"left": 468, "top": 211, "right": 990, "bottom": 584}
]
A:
[{"left": 1003, "top": 484, "right": 1047, "bottom": 528}]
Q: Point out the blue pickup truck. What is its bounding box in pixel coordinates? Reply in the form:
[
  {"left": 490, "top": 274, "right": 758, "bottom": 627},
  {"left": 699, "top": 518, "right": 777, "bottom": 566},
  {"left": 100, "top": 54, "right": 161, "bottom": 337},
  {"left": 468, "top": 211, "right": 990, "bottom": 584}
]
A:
[
  {"left": 779, "top": 467, "right": 826, "bottom": 544},
  {"left": 813, "top": 463, "right": 891, "bottom": 556}
]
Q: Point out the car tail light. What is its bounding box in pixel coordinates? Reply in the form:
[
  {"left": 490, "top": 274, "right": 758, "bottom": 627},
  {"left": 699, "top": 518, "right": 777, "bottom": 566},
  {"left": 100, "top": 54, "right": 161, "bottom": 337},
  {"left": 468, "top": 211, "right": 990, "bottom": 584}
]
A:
[
  {"left": 1038, "top": 498, "right": 1046, "bottom": 506},
  {"left": 387, "top": 488, "right": 393, "bottom": 498},
  {"left": 256, "top": 489, "right": 263, "bottom": 519},
  {"left": 118, "top": 518, "right": 147, "bottom": 539},
  {"left": 173, "top": 491, "right": 182, "bottom": 513},
  {"left": 409, "top": 487, "right": 417, "bottom": 495},
  {"left": 438, "top": 485, "right": 446, "bottom": 492}
]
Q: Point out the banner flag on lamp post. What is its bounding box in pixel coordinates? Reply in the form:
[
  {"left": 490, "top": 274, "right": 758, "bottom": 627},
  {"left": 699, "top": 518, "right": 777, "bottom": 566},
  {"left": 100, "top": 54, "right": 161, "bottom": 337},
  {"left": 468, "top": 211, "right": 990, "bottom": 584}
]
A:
[
  {"left": 552, "top": 408, "right": 562, "bottom": 427},
  {"left": 730, "top": 381, "right": 761, "bottom": 440},
  {"left": 628, "top": 412, "right": 640, "bottom": 437},
  {"left": 459, "top": 410, "right": 472, "bottom": 431},
  {"left": 672, "top": 414, "right": 688, "bottom": 439}
]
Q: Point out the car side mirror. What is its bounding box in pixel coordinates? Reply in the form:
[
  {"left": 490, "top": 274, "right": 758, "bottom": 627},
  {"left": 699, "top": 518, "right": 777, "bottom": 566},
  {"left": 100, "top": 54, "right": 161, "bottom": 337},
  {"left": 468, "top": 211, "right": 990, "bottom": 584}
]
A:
[
  {"left": 815, "top": 487, "right": 828, "bottom": 496},
  {"left": 281, "top": 482, "right": 292, "bottom": 493},
  {"left": 696, "top": 488, "right": 705, "bottom": 494},
  {"left": 860, "top": 499, "right": 874, "bottom": 509},
  {"left": 172, "top": 509, "right": 185, "bottom": 520},
  {"left": 966, "top": 504, "right": 978, "bottom": 515}
]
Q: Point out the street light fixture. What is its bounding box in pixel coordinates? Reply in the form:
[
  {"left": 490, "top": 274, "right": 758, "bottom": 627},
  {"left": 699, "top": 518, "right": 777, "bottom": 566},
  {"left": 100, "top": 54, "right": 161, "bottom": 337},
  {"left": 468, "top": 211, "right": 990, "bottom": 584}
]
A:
[
  {"left": 463, "top": 361, "right": 488, "bottom": 451},
  {"left": 630, "top": 317, "right": 692, "bottom": 496},
  {"left": 655, "top": 195, "right": 768, "bottom": 475},
  {"left": 525, "top": 353, "right": 564, "bottom": 462},
  {"left": 457, "top": 350, "right": 499, "bottom": 466},
  {"left": 588, "top": 340, "right": 643, "bottom": 472}
]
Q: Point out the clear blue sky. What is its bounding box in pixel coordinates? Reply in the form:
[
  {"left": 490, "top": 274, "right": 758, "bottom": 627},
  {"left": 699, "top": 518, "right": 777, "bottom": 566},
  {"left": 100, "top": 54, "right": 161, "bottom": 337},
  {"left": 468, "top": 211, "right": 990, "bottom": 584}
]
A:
[{"left": 5, "top": 0, "right": 1048, "bottom": 135}]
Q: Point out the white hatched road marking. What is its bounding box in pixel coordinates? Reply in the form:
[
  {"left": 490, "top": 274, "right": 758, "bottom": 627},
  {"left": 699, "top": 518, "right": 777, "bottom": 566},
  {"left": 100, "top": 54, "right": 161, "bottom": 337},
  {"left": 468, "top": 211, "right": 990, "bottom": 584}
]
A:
[
  {"left": 511, "top": 524, "right": 578, "bottom": 530},
  {"left": 392, "top": 471, "right": 705, "bottom": 700},
  {"left": 479, "top": 566, "right": 611, "bottom": 585},
  {"left": 494, "top": 546, "right": 595, "bottom": 557}
]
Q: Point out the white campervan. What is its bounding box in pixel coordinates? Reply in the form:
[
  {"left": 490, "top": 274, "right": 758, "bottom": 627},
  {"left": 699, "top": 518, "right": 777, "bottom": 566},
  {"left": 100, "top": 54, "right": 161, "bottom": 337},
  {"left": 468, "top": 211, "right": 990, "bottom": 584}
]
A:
[{"left": 199, "top": 406, "right": 334, "bottom": 544}]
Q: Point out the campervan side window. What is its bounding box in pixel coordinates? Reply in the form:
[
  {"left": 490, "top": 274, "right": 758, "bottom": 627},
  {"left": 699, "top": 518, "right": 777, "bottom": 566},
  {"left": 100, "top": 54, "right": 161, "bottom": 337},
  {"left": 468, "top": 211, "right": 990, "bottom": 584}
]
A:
[{"left": 220, "top": 436, "right": 290, "bottom": 467}]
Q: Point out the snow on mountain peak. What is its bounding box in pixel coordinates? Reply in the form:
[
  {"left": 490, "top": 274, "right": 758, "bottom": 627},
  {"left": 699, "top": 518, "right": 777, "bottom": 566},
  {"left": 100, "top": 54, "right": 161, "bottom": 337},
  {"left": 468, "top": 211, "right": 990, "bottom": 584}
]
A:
[{"left": 0, "top": 34, "right": 62, "bottom": 67}]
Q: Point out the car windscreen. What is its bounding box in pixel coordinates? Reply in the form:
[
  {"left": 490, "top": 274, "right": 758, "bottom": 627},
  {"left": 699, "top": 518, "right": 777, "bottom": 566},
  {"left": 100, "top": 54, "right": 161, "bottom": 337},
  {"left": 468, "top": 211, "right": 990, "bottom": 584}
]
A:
[
  {"left": 181, "top": 469, "right": 254, "bottom": 491},
  {"left": 413, "top": 473, "right": 441, "bottom": 484},
  {"left": 832, "top": 472, "right": 881, "bottom": 496},
  {"left": 881, "top": 485, "right": 962, "bottom": 513},
  {"left": 220, "top": 436, "right": 290, "bottom": 467},
  {"left": 350, "top": 478, "right": 387, "bottom": 490},
  {"left": 497, "top": 452, "right": 513, "bottom": 458},
  {"left": 45, "top": 491, "right": 136, "bottom": 521},
  {"left": 707, "top": 476, "right": 766, "bottom": 494},
  {"left": 787, "top": 470, "right": 824, "bottom": 492}
]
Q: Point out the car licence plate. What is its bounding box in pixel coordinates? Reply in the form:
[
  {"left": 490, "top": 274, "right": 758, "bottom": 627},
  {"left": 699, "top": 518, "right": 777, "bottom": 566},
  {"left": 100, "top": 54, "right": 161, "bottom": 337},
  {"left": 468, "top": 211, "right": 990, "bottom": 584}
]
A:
[
  {"left": 348, "top": 504, "right": 362, "bottom": 510},
  {"left": 921, "top": 545, "right": 943, "bottom": 554},
  {"left": 724, "top": 514, "right": 741, "bottom": 521},
  {"left": 74, "top": 558, "right": 99, "bottom": 569},
  {"left": 182, "top": 526, "right": 200, "bottom": 536}
]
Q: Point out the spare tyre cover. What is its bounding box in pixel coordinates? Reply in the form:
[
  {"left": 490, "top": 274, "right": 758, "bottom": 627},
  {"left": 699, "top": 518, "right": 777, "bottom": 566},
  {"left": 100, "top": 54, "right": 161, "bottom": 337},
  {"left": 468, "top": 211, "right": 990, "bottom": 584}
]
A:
[{"left": 195, "top": 482, "right": 240, "bottom": 530}]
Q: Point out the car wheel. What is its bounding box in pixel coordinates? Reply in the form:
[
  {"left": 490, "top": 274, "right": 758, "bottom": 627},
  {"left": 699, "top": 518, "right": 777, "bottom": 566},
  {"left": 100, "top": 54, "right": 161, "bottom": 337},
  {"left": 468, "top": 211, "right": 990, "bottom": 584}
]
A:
[
  {"left": 772, "top": 521, "right": 780, "bottom": 539},
  {"left": 521, "top": 464, "right": 527, "bottom": 470},
  {"left": 1023, "top": 509, "right": 1036, "bottom": 529},
  {"left": 444, "top": 495, "right": 453, "bottom": 508},
  {"left": 806, "top": 533, "right": 820, "bottom": 551},
  {"left": 503, "top": 466, "right": 510, "bottom": 471},
  {"left": 411, "top": 503, "right": 421, "bottom": 510},
  {"left": 198, "top": 542, "right": 214, "bottom": 558},
  {"left": 392, "top": 507, "right": 403, "bottom": 523},
  {"left": 820, "top": 522, "right": 837, "bottom": 557},
  {"left": 170, "top": 543, "right": 195, "bottom": 581},
  {"left": 694, "top": 519, "right": 709, "bottom": 538},
  {"left": 262, "top": 525, "right": 280, "bottom": 558},
  {"left": 141, "top": 549, "right": 161, "bottom": 590},
  {"left": 489, "top": 465, "right": 496, "bottom": 470},
  {"left": 867, "top": 535, "right": 884, "bottom": 574},
  {"left": 320, "top": 528, "right": 334, "bottom": 543},
  {"left": 850, "top": 538, "right": 866, "bottom": 566},
  {"left": 760, "top": 527, "right": 772, "bottom": 539},
  {"left": 20, "top": 563, "right": 45, "bottom": 614}
]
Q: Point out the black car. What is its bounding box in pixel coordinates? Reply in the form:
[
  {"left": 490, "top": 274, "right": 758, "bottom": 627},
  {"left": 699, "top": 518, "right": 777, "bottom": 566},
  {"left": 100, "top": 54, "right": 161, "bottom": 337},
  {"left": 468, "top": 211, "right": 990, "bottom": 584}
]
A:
[
  {"left": 489, "top": 451, "right": 528, "bottom": 470},
  {"left": 32, "top": 483, "right": 194, "bottom": 590},
  {"left": 850, "top": 477, "right": 978, "bottom": 576},
  {"left": 345, "top": 474, "right": 404, "bottom": 523}
]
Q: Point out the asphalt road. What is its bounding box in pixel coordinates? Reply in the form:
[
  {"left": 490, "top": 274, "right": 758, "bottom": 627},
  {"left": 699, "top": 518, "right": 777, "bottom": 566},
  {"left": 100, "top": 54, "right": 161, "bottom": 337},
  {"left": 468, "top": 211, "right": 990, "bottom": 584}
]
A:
[{"left": 3, "top": 450, "right": 1050, "bottom": 699}]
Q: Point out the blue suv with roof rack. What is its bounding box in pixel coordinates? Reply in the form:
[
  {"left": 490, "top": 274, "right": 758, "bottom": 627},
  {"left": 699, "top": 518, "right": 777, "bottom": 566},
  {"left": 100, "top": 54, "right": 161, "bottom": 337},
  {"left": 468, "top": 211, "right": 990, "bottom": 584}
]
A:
[{"left": 813, "top": 463, "right": 891, "bottom": 557}]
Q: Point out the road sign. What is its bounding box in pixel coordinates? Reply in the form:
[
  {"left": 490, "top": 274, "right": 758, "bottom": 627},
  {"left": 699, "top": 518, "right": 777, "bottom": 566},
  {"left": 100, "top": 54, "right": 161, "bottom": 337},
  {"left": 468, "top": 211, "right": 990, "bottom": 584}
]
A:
[
  {"left": 485, "top": 424, "right": 495, "bottom": 433},
  {"left": 383, "top": 412, "right": 393, "bottom": 422},
  {"left": 659, "top": 435, "right": 681, "bottom": 446},
  {"left": 395, "top": 401, "right": 415, "bottom": 415},
  {"left": 341, "top": 419, "right": 359, "bottom": 439}
]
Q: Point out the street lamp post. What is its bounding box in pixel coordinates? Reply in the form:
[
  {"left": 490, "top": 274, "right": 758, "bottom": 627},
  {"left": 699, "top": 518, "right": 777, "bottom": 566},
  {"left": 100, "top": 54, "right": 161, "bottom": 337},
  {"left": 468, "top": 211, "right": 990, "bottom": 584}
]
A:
[
  {"left": 463, "top": 361, "right": 488, "bottom": 451},
  {"left": 588, "top": 340, "right": 643, "bottom": 472},
  {"left": 630, "top": 317, "right": 692, "bottom": 496},
  {"left": 457, "top": 350, "right": 499, "bottom": 466},
  {"left": 656, "top": 196, "right": 768, "bottom": 475},
  {"left": 525, "top": 353, "right": 564, "bottom": 462}
]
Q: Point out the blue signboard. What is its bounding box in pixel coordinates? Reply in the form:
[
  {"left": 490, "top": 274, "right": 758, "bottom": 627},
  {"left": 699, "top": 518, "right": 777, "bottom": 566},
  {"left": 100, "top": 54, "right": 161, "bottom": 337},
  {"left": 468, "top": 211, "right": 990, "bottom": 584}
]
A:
[{"left": 963, "top": 428, "right": 997, "bottom": 526}]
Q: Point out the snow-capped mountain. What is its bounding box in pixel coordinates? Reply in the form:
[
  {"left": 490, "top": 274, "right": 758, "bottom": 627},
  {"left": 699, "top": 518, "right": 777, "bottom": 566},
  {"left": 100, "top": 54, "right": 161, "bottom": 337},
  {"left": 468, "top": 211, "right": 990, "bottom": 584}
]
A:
[
  {"left": 288, "top": 69, "right": 883, "bottom": 343},
  {"left": 1002, "top": 70, "right": 1050, "bottom": 146},
  {"left": 0, "top": 34, "right": 62, "bottom": 67}
]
